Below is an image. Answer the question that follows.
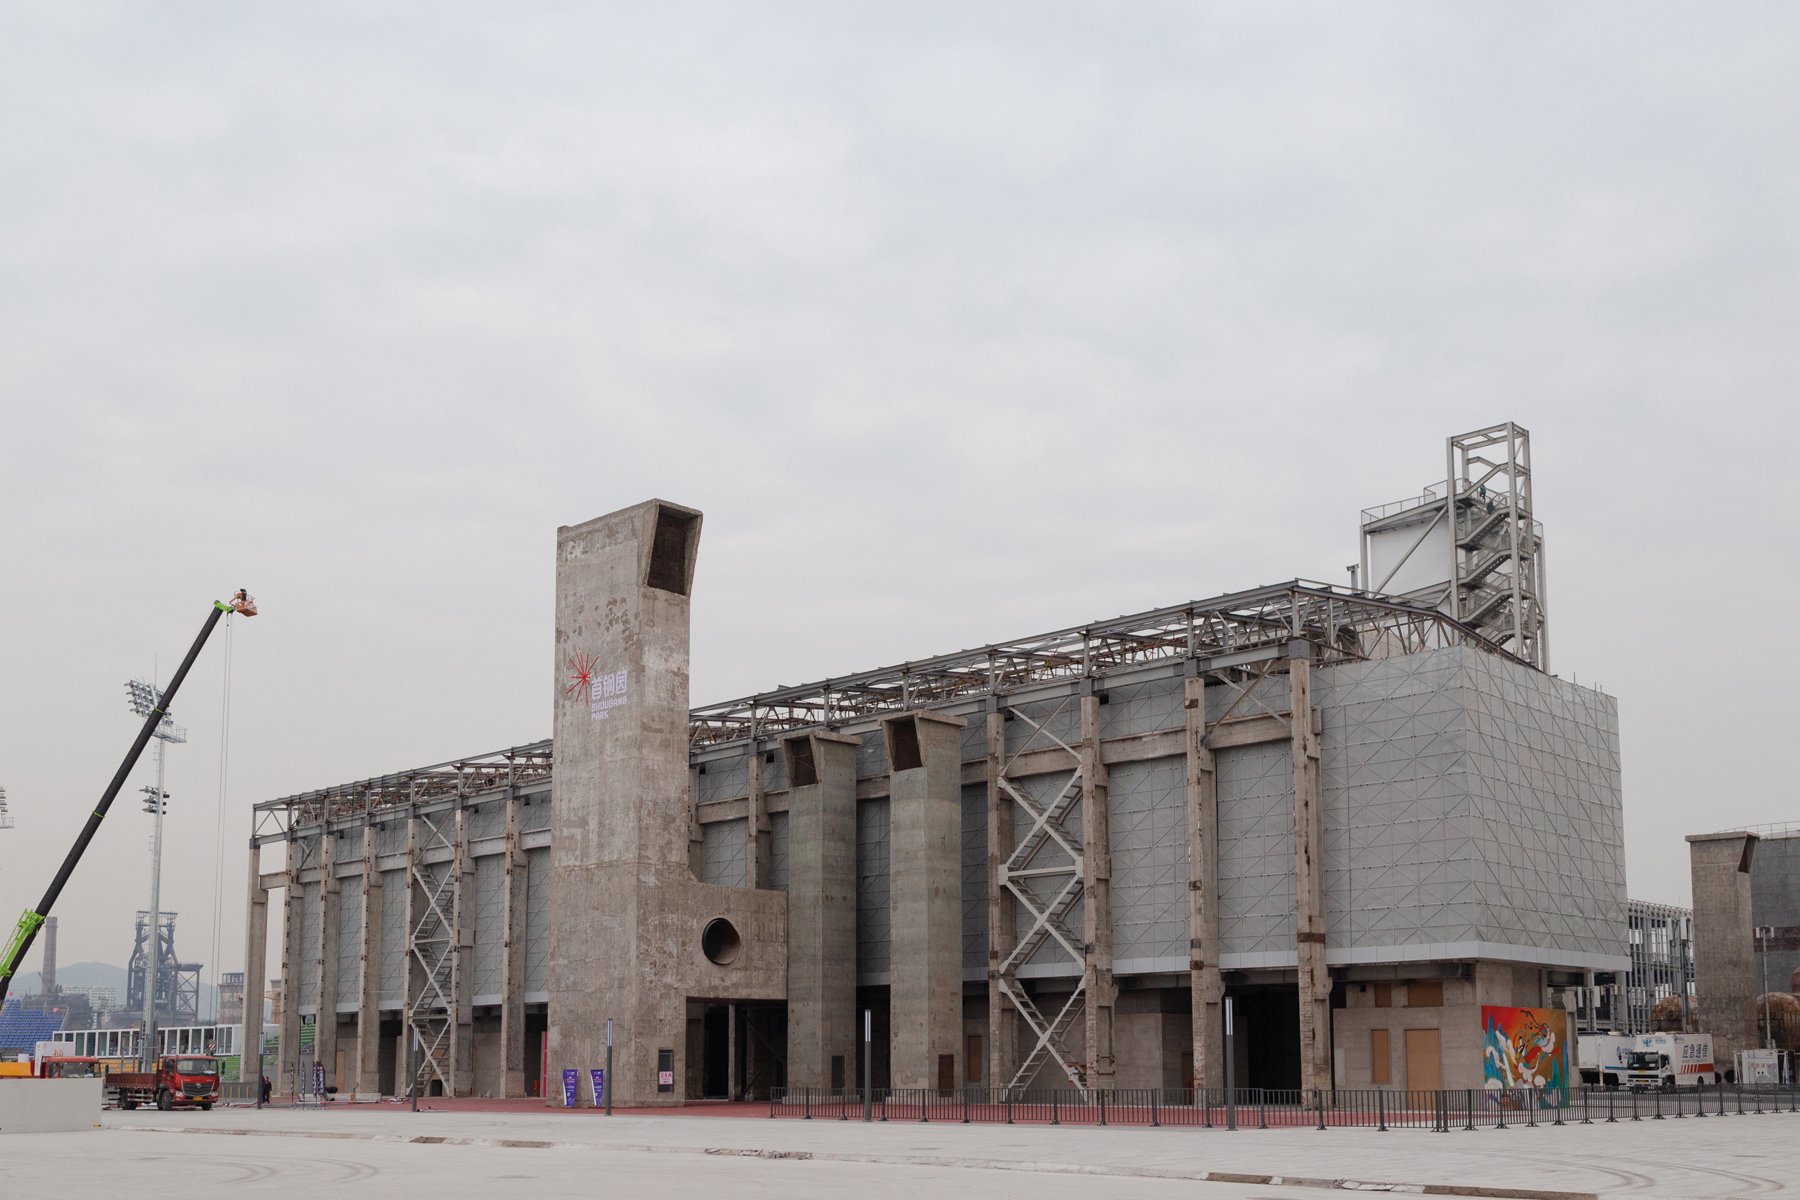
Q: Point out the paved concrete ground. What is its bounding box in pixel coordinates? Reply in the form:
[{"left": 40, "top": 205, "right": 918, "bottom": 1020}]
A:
[{"left": 6, "top": 1104, "right": 1795, "bottom": 1199}]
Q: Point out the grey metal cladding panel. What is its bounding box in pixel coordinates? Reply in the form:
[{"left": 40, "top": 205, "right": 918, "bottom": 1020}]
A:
[
  {"left": 520, "top": 795, "right": 552, "bottom": 833},
  {"left": 1317, "top": 648, "right": 1476, "bottom": 950},
  {"left": 962, "top": 784, "right": 988, "bottom": 974},
  {"left": 469, "top": 802, "right": 506, "bottom": 841},
  {"left": 960, "top": 717, "right": 989, "bottom": 764},
  {"left": 1203, "top": 673, "right": 1290, "bottom": 724},
  {"left": 701, "top": 818, "right": 749, "bottom": 889},
  {"left": 298, "top": 883, "right": 321, "bottom": 1007},
  {"left": 768, "top": 810, "right": 790, "bottom": 892},
  {"left": 697, "top": 757, "right": 748, "bottom": 806},
  {"left": 1108, "top": 757, "right": 1189, "bottom": 965},
  {"left": 856, "top": 731, "right": 887, "bottom": 781},
  {"left": 1100, "top": 678, "right": 1182, "bottom": 740},
  {"left": 376, "top": 824, "right": 408, "bottom": 856},
  {"left": 471, "top": 854, "right": 505, "bottom": 998},
  {"left": 335, "top": 877, "right": 363, "bottom": 1008},
  {"left": 1461, "top": 651, "right": 1625, "bottom": 961},
  {"left": 1751, "top": 836, "right": 1800, "bottom": 926},
  {"left": 1217, "top": 741, "right": 1294, "bottom": 955},
  {"left": 1005, "top": 698, "right": 1080, "bottom": 756},
  {"left": 857, "top": 798, "right": 891, "bottom": 977},
  {"left": 378, "top": 870, "right": 406, "bottom": 1007},
  {"left": 525, "top": 847, "right": 549, "bottom": 994},
  {"left": 761, "top": 749, "right": 788, "bottom": 794}
]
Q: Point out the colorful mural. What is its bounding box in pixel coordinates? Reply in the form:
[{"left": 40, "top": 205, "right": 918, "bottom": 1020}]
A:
[{"left": 1481, "top": 1005, "right": 1569, "bottom": 1100}]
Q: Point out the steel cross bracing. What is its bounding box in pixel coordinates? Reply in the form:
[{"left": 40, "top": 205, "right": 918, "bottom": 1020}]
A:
[
  {"left": 405, "top": 807, "right": 466, "bottom": 1098},
  {"left": 992, "top": 698, "right": 1090, "bottom": 1092}
]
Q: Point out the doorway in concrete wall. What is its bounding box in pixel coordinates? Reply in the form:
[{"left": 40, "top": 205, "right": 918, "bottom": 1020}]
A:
[
  {"left": 1232, "top": 987, "right": 1301, "bottom": 1091},
  {"left": 523, "top": 1006, "right": 547, "bottom": 1098},
  {"left": 377, "top": 1016, "right": 402, "bottom": 1096},
  {"left": 692, "top": 1001, "right": 788, "bottom": 1101}
]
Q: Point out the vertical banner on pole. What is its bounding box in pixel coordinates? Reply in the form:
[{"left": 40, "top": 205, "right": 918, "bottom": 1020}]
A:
[
  {"left": 589, "top": 1068, "right": 606, "bottom": 1108},
  {"left": 561, "top": 1068, "right": 579, "bottom": 1109}
]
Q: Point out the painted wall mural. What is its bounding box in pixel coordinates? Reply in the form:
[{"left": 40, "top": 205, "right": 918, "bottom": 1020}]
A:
[{"left": 1481, "top": 1005, "right": 1570, "bottom": 1098}]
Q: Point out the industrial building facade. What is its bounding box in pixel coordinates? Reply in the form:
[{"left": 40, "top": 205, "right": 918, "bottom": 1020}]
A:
[{"left": 246, "top": 426, "right": 1628, "bottom": 1105}]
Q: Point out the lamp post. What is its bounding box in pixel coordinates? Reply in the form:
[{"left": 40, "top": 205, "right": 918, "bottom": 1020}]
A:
[
  {"left": 1757, "top": 927, "right": 1773, "bottom": 1051},
  {"left": 125, "top": 679, "right": 185, "bottom": 1070}
]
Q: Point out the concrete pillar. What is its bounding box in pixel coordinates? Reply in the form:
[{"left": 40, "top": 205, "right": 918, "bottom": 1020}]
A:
[
  {"left": 1080, "top": 694, "right": 1116, "bottom": 1089},
  {"left": 884, "top": 711, "right": 967, "bottom": 1090},
  {"left": 450, "top": 807, "right": 474, "bottom": 1095},
  {"left": 1688, "top": 831, "right": 1760, "bottom": 1071},
  {"left": 1185, "top": 675, "right": 1224, "bottom": 1089},
  {"left": 985, "top": 706, "right": 1018, "bottom": 1089},
  {"left": 315, "top": 832, "right": 340, "bottom": 1091},
  {"left": 355, "top": 825, "right": 382, "bottom": 1095},
  {"left": 276, "top": 846, "right": 303, "bottom": 1094},
  {"left": 784, "top": 729, "right": 860, "bottom": 1089},
  {"left": 499, "top": 792, "right": 528, "bottom": 1097},
  {"left": 241, "top": 838, "right": 269, "bottom": 1086},
  {"left": 1290, "top": 648, "right": 1331, "bottom": 1092},
  {"left": 746, "top": 749, "right": 770, "bottom": 890},
  {"left": 549, "top": 500, "right": 704, "bottom": 1108}
]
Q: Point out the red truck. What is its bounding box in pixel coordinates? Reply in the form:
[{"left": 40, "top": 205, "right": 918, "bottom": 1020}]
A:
[{"left": 104, "top": 1056, "right": 220, "bottom": 1111}]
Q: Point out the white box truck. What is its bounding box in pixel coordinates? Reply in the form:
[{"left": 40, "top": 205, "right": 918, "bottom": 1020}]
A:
[
  {"left": 1625, "top": 1033, "right": 1718, "bottom": 1090},
  {"left": 1577, "top": 1033, "right": 1637, "bottom": 1089}
]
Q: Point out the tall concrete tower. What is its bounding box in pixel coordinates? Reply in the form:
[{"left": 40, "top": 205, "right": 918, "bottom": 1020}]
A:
[{"left": 548, "top": 501, "right": 786, "bottom": 1107}]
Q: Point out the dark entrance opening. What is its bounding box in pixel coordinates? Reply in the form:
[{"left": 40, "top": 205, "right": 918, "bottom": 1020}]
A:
[
  {"left": 524, "top": 1006, "right": 548, "bottom": 1098},
  {"left": 1233, "top": 987, "right": 1301, "bottom": 1091},
  {"left": 701, "top": 1006, "right": 730, "bottom": 1099},
  {"left": 377, "top": 1016, "right": 402, "bottom": 1096}
]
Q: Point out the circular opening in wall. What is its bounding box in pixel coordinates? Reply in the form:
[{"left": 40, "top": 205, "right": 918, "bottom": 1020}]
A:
[{"left": 701, "top": 918, "right": 741, "bottom": 966}]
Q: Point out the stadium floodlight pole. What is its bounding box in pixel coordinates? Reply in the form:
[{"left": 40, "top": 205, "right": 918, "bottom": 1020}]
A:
[
  {"left": 0, "top": 591, "right": 256, "bottom": 1009},
  {"left": 128, "top": 680, "right": 186, "bottom": 1070}
]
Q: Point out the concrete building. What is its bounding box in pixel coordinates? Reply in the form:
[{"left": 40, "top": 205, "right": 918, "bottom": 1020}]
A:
[
  {"left": 245, "top": 424, "right": 1627, "bottom": 1103},
  {"left": 1687, "top": 826, "right": 1800, "bottom": 1064}
]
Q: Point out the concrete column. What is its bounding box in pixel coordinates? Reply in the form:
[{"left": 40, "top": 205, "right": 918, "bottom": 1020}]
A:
[
  {"left": 884, "top": 711, "right": 967, "bottom": 1090},
  {"left": 727, "top": 1003, "right": 740, "bottom": 1101},
  {"left": 315, "top": 832, "right": 341, "bottom": 1091},
  {"left": 746, "top": 749, "right": 770, "bottom": 890},
  {"left": 276, "top": 846, "right": 303, "bottom": 1094},
  {"left": 355, "top": 825, "right": 382, "bottom": 1095},
  {"left": 1289, "top": 649, "right": 1331, "bottom": 1092},
  {"left": 499, "top": 792, "right": 528, "bottom": 1097},
  {"left": 1687, "top": 831, "right": 1760, "bottom": 1071},
  {"left": 1185, "top": 675, "right": 1224, "bottom": 1089},
  {"left": 549, "top": 501, "right": 704, "bottom": 1108},
  {"left": 241, "top": 838, "right": 268, "bottom": 1086},
  {"left": 985, "top": 706, "right": 1018, "bottom": 1089},
  {"left": 1080, "top": 695, "right": 1116, "bottom": 1089},
  {"left": 784, "top": 729, "right": 860, "bottom": 1089}
]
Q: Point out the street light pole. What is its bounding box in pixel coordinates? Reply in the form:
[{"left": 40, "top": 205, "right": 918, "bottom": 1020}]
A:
[
  {"left": 127, "top": 679, "right": 185, "bottom": 1071},
  {"left": 1758, "top": 927, "right": 1773, "bottom": 1050}
]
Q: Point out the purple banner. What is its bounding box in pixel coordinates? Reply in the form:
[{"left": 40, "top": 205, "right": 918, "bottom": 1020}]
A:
[
  {"left": 561, "top": 1068, "right": 579, "bottom": 1108},
  {"left": 589, "top": 1068, "right": 606, "bottom": 1108}
]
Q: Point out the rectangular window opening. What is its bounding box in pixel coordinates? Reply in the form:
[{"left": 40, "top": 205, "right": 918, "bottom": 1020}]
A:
[
  {"left": 885, "top": 716, "right": 922, "bottom": 772},
  {"left": 784, "top": 738, "right": 818, "bottom": 788},
  {"left": 645, "top": 505, "right": 699, "bottom": 596}
]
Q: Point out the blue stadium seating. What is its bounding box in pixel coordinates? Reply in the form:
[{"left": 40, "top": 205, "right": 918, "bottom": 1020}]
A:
[{"left": 0, "top": 999, "right": 67, "bottom": 1054}]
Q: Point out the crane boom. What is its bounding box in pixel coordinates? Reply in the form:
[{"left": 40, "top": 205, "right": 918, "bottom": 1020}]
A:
[{"left": 0, "top": 592, "right": 254, "bottom": 1007}]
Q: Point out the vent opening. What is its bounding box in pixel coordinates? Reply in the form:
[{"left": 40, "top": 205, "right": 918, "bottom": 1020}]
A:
[
  {"left": 701, "top": 918, "right": 741, "bottom": 966},
  {"left": 645, "top": 505, "right": 699, "bottom": 595},
  {"left": 784, "top": 737, "right": 818, "bottom": 788},
  {"left": 885, "top": 716, "right": 922, "bottom": 772}
]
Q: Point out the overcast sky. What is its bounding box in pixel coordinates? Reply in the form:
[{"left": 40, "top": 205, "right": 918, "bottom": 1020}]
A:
[{"left": 3, "top": 3, "right": 1797, "bottom": 992}]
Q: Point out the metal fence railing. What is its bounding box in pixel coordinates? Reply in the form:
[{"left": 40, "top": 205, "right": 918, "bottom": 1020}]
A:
[{"left": 769, "top": 1082, "right": 1800, "bottom": 1130}]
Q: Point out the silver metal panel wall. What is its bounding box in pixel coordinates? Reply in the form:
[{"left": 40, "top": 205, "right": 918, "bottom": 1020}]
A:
[
  {"left": 768, "top": 810, "right": 790, "bottom": 891},
  {"left": 700, "top": 818, "right": 748, "bottom": 888},
  {"left": 1460, "top": 649, "right": 1625, "bottom": 959},
  {"left": 961, "top": 783, "right": 987, "bottom": 976},
  {"left": 378, "top": 869, "right": 406, "bottom": 1008},
  {"left": 376, "top": 824, "right": 407, "bottom": 857},
  {"left": 1100, "top": 679, "right": 1181, "bottom": 739},
  {"left": 524, "top": 847, "right": 548, "bottom": 995},
  {"left": 1217, "top": 741, "right": 1296, "bottom": 957},
  {"left": 697, "top": 757, "right": 747, "bottom": 806},
  {"left": 1315, "top": 650, "right": 1475, "bottom": 950},
  {"left": 520, "top": 794, "right": 551, "bottom": 834},
  {"left": 856, "top": 730, "right": 887, "bottom": 779},
  {"left": 297, "top": 882, "right": 321, "bottom": 1008},
  {"left": 471, "top": 854, "right": 505, "bottom": 1000},
  {"left": 336, "top": 876, "right": 363, "bottom": 1008},
  {"left": 856, "top": 798, "right": 890, "bottom": 979},
  {"left": 469, "top": 802, "right": 506, "bottom": 842},
  {"left": 1108, "top": 756, "right": 1188, "bottom": 964}
]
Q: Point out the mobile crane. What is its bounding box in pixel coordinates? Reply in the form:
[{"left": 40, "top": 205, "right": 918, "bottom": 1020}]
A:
[{"left": 0, "top": 592, "right": 255, "bottom": 1008}]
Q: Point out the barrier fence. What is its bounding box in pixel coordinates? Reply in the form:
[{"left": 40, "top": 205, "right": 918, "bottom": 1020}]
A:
[{"left": 769, "top": 1081, "right": 1800, "bottom": 1130}]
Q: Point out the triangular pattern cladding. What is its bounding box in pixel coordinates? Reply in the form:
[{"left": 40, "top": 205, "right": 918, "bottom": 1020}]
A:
[
  {"left": 470, "top": 853, "right": 505, "bottom": 997},
  {"left": 523, "top": 849, "right": 548, "bottom": 994},
  {"left": 857, "top": 797, "right": 891, "bottom": 977},
  {"left": 1217, "top": 740, "right": 1296, "bottom": 955},
  {"left": 700, "top": 816, "right": 748, "bottom": 889},
  {"left": 335, "top": 876, "right": 364, "bottom": 1008},
  {"left": 960, "top": 784, "right": 989, "bottom": 975},
  {"left": 1108, "top": 756, "right": 1189, "bottom": 961},
  {"left": 378, "top": 867, "right": 407, "bottom": 1005},
  {"left": 298, "top": 880, "right": 322, "bottom": 1008}
]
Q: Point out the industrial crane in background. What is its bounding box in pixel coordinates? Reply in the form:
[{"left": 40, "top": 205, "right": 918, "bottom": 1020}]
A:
[{"left": 0, "top": 592, "right": 256, "bottom": 1012}]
